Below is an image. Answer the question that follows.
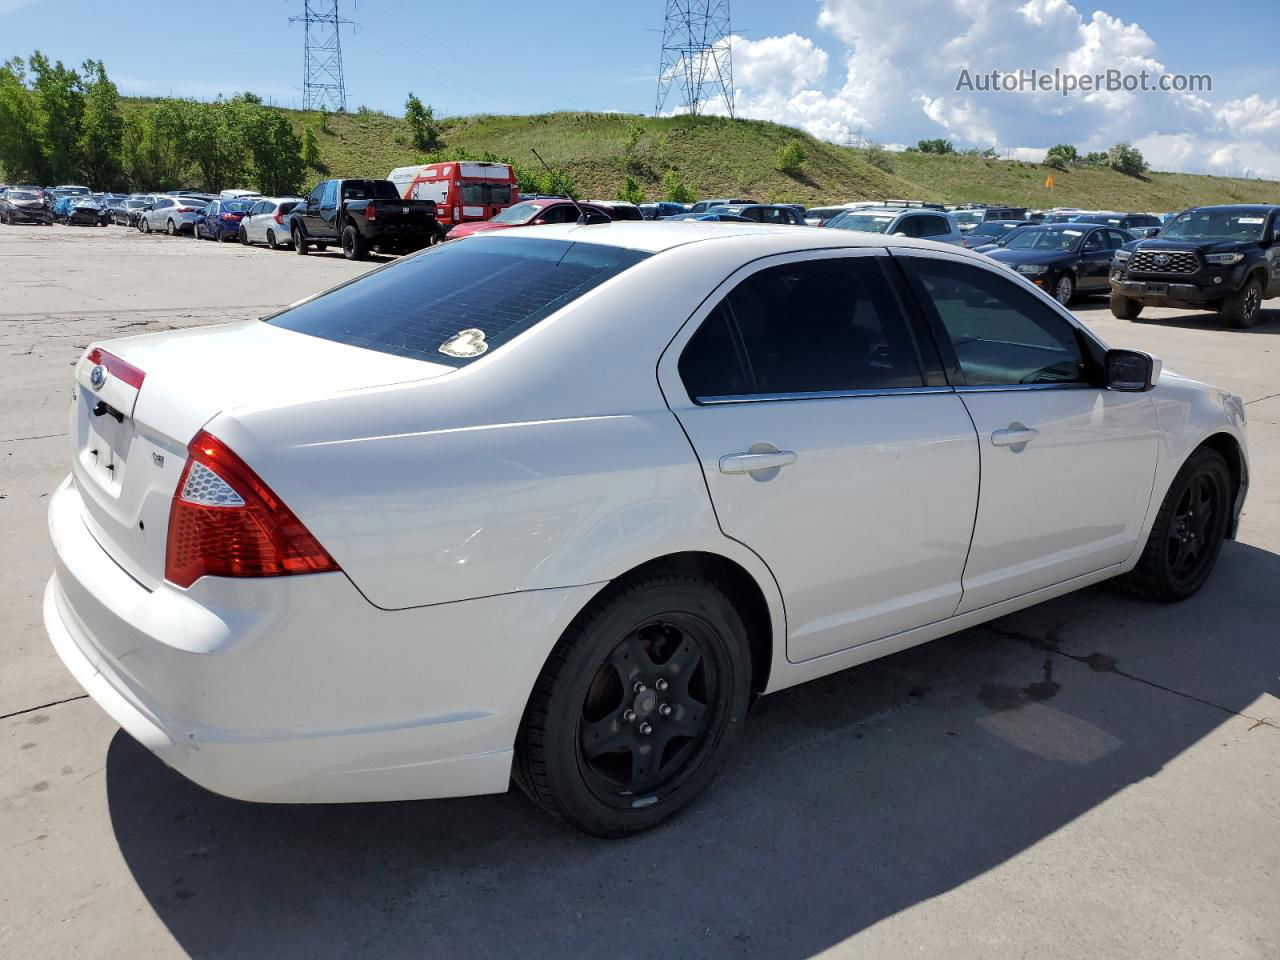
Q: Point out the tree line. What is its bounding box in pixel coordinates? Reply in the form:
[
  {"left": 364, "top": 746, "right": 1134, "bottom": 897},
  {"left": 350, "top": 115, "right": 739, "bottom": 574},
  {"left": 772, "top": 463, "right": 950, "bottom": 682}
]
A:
[{"left": 0, "top": 52, "right": 310, "bottom": 194}]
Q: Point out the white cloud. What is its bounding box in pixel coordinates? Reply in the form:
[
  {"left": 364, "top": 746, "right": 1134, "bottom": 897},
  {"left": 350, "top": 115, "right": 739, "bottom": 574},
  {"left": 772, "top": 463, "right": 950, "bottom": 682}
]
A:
[{"left": 692, "top": 0, "right": 1279, "bottom": 177}]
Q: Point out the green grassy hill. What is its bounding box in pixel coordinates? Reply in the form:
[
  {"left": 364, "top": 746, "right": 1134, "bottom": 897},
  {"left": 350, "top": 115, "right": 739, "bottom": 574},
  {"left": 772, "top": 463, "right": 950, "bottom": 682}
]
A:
[{"left": 125, "top": 100, "right": 1280, "bottom": 210}]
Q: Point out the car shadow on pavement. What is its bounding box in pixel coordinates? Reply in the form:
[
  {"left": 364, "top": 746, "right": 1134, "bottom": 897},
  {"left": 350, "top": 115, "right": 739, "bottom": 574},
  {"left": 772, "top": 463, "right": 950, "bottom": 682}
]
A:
[
  {"left": 105, "top": 540, "right": 1280, "bottom": 960},
  {"left": 1125, "top": 308, "right": 1280, "bottom": 333}
]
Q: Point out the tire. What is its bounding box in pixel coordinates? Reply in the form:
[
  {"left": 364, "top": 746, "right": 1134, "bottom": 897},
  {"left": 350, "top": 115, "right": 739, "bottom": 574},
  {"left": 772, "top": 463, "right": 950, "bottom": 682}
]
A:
[
  {"left": 1118, "top": 447, "right": 1232, "bottom": 602},
  {"left": 1110, "top": 292, "right": 1143, "bottom": 320},
  {"left": 166, "top": 218, "right": 177, "bottom": 236},
  {"left": 1221, "top": 277, "right": 1263, "bottom": 329},
  {"left": 238, "top": 226, "right": 249, "bottom": 245},
  {"left": 292, "top": 227, "right": 308, "bottom": 255},
  {"left": 340, "top": 223, "right": 366, "bottom": 260},
  {"left": 514, "top": 575, "right": 752, "bottom": 837},
  {"left": 1051, "top": 273, "right": 1075, "bottom": 306},
  {"left": 266, "top": 229, "right": 278, "bottom": 249},
  {"left": 140, "top": 217, "right": 151, "bottom": 234}
]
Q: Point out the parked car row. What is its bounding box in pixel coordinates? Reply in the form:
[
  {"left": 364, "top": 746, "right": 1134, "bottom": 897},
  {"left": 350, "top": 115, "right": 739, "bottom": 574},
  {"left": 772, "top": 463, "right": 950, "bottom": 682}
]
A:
[{"left": 4, "top": 176, "right": 1275, "bottom": 328}]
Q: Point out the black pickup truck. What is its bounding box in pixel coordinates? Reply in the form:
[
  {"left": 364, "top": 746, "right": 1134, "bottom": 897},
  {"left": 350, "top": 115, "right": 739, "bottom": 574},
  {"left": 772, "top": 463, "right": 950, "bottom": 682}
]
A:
[
  {"left": 1110, "top": 204, "right": 1280, "bottom": 328},
  {"left": 291, "top": 178, "right": 442, "bottom": 260}
]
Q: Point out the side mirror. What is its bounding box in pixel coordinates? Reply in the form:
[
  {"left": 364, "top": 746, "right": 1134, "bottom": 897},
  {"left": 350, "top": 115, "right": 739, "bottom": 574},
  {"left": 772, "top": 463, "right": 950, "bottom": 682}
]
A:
[
  {"left": 892, "top": 231, "right": 908, "bottom": 237},
  {"left": 533, "top": 218, "right": 546, "bottom": 225},
  {"left": 1106, "top": 349, "right": 1161, "bottom": 392},
  {"left": 1143, "top": 227, "right": 1160, "bottom": 238}
]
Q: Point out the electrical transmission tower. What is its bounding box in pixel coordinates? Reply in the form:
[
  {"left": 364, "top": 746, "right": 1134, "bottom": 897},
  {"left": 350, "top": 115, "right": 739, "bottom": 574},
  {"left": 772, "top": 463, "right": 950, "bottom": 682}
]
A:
[
  {"left": 654, "top": 0, "right": 735, "bottom": 117},
  {"left": 290, "top": 1, "right": 353, "bottom": 112}
]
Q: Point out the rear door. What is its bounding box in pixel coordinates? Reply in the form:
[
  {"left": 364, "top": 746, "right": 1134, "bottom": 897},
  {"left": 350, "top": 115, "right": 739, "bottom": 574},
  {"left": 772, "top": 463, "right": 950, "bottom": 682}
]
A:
[
  {"left": 659, "top": 249, "right": 980, "bottom": 663},
  {"left": 1076, "top": 228, "right": 1114, "bottom": 289},
  {"left": 897, "top": 250, "right": 1158, "bottom": 612}
]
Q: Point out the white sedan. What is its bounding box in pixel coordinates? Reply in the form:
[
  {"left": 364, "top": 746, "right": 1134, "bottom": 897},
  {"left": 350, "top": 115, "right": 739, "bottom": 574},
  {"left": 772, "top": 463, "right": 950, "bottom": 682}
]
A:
[
  {"left": 238, "top": 196, "right": 304, "bottom": 249},
  {"left": 45, "top": 222, "right": 1249, "bottom": 836}
]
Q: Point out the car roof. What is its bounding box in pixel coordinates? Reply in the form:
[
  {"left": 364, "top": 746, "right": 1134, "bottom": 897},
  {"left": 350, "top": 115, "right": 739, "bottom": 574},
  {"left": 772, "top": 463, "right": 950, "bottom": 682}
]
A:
[
  {"left": 486, "top": 220, "right": 974, "bottom": 255},
  {"left": 1184, "top": 204, "right": 1280, "bottom": 213}
]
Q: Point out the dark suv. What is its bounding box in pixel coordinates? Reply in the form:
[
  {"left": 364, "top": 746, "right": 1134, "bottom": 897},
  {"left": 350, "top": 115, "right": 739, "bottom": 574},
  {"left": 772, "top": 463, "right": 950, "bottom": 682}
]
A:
[{"left": 1110, "top": 204, "right": 1280, "bottom": 328}]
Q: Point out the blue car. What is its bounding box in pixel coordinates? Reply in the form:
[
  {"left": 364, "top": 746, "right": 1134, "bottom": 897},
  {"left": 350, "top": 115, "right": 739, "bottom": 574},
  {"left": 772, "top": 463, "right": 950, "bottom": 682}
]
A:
[{"left": 193, "top": 198, "right": 256, "bottom": 242}]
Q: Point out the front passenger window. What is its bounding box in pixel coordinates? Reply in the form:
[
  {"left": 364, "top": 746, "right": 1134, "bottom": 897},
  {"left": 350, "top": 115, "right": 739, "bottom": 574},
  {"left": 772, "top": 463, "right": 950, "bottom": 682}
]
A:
[{"left": 906, "top": 258, "right": 1090, "bottom": 387}]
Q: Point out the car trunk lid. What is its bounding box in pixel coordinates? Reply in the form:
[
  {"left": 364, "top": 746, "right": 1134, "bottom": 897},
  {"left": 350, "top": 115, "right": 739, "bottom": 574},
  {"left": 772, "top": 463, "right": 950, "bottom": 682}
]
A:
[{"left": 70, "top": 319, "right": 451, "bottom": 590}]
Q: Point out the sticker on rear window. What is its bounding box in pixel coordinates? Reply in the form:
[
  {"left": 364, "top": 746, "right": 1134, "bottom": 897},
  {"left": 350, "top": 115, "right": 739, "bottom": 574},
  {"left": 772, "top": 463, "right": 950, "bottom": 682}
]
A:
[
  {"left": 439, "top": 328, "right": 489, "bottom": 358},
  {"left": 1237, "top": 217, "right": 1265, "bottom": 224},
  {"left": 1063, "top": 229, "right": 1082, "bottom": 236},
  {"left": 873, "top": 216, "right": 893, "bottom": 221}
]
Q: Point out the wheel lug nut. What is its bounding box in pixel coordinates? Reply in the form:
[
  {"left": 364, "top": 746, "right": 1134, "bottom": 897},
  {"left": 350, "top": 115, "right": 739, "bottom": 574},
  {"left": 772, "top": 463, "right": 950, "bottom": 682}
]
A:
[
  {"left": 658, "top": 703, "right": 672, "bottom": 717},
  {"left": 633, "top": 681, "right": 647, "bottom": 694},
  {"left": 622, "top": 709, "right": 636, "bottom": 722},
  {"left": 638, "top": 722, "right": 653, "bottom": 736},
  {"left": 655, "top": 678, "right": 669, "bottom": 691}
]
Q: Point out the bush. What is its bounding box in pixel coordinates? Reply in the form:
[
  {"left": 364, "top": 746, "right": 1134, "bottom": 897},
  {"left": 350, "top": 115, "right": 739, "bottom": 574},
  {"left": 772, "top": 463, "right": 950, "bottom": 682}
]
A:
[
  {"left": 1044, "top": 143, "right": 1078, "bottom": 169},
  {"left": 776, "top": 141, "right": 807, "bottom": 176},
  {"left": 662, "top": 170, "right": 693, "bottom": 204},
  {"left": 404, "top": 92, "right": 440, "bottom": 151},
  {"left": 916, "top": 138, "right": 955, "bottom": 155},
  {"left": 616, "top": 174, "right": 645, "bottom": 204},
  {"left": 863, "top": 141, "right": 894, "bottom": 173},
  {"left": 302, "top": 126, "right": 323, "bottom": 172},
  {"left": 1107, "top": 141, "right": 1148, "bottom": 177}
]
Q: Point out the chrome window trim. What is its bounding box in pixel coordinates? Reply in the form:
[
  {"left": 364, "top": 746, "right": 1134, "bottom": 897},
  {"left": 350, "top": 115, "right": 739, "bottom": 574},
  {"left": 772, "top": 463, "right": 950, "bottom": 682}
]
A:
[
  {"left": 693, "top": 385, "right": 955, "bottom": 405},
  {"left": 952, "top": 382, "right": 1095, "bottom": 394}
]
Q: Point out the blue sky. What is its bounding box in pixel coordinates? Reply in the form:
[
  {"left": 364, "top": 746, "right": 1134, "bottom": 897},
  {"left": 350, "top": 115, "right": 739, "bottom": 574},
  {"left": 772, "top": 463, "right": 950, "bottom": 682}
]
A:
[{"left": 3, "top": 0, "right": 1278, "bottom": 175}]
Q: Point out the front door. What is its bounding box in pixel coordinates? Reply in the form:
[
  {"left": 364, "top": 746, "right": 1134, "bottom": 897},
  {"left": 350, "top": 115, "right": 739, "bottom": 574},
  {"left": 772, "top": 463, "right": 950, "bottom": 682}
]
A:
[
  {"left": 660, "top": 250, "right": 980, "bottom": 663},
  {"left": 897, "top": 250, "right": 1159, "bottom": 612}
]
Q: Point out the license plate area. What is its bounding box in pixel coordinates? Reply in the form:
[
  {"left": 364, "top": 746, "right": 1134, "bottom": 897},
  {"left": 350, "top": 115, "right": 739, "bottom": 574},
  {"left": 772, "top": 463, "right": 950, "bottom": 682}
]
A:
[
  {"left": 1145, "top": 282, "right": 1168, "bottom": 295},
  {"left": 79, "top": 396, "right": 134, "bottom": 495}
]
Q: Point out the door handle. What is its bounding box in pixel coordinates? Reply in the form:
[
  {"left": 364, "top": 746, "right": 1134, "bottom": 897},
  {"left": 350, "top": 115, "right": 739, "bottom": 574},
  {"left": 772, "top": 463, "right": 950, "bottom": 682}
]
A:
[
  {"left": 719, "top": 448, "right": 798, "bottom": 475},
  {"left": 991, "top": 425, "right": 1039, "bottom": 449}
]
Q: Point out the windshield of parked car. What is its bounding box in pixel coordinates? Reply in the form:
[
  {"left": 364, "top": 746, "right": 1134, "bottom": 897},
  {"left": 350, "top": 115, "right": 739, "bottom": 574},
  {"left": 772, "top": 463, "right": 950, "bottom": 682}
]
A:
[
  {"left": 125, "top": 200, "right": 146, "bottom": 209},
  {"left": 972, "top": 220, "right": 1024, "bottom": 237},
  {"left": 224, "top": 199, "right": 255, "bottom": 213},
  {"left": 1159, "top": 209, "right": 1269, "bottom": 242},
  {"left": 1002, "top": 227, "right": 1083, "bottom": 251},
  {"left": 488, "top": 201, "right": 544, "bottom": 225},
  {"left": 824, "top": 212, "right": 896, "bottom": 233},
  {"left": 266, "top": 237, "right": 651, "bottom": 366},
  {"left": 951, "top": 210, "right": 985, "bottom": 225},
  {"left": 8, "top": 190, "right": 38, "bottom": 201}
]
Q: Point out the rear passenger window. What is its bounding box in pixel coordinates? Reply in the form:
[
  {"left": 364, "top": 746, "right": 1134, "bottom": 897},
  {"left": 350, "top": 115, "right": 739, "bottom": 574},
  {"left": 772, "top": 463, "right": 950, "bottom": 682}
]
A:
[
  {"left": 906, "top": 258, "right": 1089, "bottom": 387},
  {"left": 678, "top": 258, "right": 924, "bottom": 400},
  {"left": 919, "top": 216, "right": 951, "bottom": 238}
]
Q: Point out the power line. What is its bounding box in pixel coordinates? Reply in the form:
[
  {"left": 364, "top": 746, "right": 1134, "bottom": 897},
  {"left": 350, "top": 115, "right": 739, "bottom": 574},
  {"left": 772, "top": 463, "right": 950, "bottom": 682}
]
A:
[
  {"left": 654, "top": 0, "right": 735, "bottom": 118},
  {"left": 290, "top": 1, "right": 353, "bottom": 112}
]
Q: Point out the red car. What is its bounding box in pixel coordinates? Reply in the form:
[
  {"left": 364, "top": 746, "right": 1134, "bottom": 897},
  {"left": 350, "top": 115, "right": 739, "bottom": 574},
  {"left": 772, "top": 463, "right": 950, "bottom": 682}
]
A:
[{"left": 446, "top": 198, "right": 612, "bottom": 239}]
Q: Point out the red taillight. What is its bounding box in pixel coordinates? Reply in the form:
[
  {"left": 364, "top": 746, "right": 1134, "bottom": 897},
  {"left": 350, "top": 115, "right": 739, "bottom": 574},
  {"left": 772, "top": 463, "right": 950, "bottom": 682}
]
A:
[
  {"left": 221, "top": 213, "right": 241, "bottom": 221},
  {"left": 175, "top": 206, "right": 195, "bottom": 213},
  {"left": 87, "top": 347, "right": 146, "bottom": 390},
  {"left": 165, "top": 430, "right": 339, "bottom": 588},
  {"left": 273, "top": 211, "right": 284, "bottom": 225},
  {"left": 364, "top": 204, "right": 376, "bottom": 221}
]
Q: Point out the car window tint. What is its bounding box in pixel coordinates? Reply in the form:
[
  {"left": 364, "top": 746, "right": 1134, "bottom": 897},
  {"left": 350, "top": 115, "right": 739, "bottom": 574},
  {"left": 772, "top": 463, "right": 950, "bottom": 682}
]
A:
[
  {"left": 908, "top": 258, "right": 1088, "bottom": 387},
  {"left": 919, "top": 216, "right": 951, "bottom": 238},
  {"left": 266, "top": 237, "right": 649, "bottom": 366},
  {"left": 680, "top": 258, "right": 923, "bottom": 399},
  {"left": 678, "top": 305, "right": 751, "bottom": 399},
  {"left": 320, "top": 181, "right": 338, "bottom": 207},
  {"left": 895, "top": 216, "right": 922, "bottom": 238}
]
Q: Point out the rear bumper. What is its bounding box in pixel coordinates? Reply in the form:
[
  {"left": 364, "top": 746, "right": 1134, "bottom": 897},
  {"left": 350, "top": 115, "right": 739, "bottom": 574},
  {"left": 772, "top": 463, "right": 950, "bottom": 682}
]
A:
[{"left": 44, "top": 475, "right": 599, "bottom": 803}]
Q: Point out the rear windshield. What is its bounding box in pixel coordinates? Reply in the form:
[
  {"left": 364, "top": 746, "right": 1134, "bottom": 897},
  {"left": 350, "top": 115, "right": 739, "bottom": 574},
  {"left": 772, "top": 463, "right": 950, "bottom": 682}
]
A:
[
  {"left": 265, "top": 236, "right": 650, "bottom": 366},
  {"left": 8, "top": 191, "right": 38, "bottom": 200},
  {"left": 342, "top": 180, "right": 399, "bottom": 201}
]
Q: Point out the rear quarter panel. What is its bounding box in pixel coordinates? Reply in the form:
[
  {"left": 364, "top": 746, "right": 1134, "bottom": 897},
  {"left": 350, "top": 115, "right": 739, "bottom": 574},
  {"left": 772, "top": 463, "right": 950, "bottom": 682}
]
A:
[{"left": 205, "top": 234, "right": 804, "bottom": 613}]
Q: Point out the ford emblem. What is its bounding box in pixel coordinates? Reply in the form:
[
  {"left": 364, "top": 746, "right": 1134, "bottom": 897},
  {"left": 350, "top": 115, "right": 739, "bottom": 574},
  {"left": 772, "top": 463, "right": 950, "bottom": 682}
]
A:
[
  {"left": 1154, "top": 254, "right": 1171, "bottom": 266},
  {"left": 89, "top": 364, "right": 107, "bottom": 389}
]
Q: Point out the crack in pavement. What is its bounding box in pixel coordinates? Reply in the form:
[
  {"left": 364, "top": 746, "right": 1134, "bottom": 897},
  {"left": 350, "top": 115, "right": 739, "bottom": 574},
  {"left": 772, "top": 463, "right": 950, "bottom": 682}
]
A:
[
  {"left": 982, "top": 624, "right": 1280, "bottom": 731},
  {"left": 0, "top": 432, "right": 68, "bottom": 444},
  {"left": 1245, "top": 391, "right": 1280, "bottom": 406},
  {"left": 2, "top": 694, "right": 89, "bottom": 721}
]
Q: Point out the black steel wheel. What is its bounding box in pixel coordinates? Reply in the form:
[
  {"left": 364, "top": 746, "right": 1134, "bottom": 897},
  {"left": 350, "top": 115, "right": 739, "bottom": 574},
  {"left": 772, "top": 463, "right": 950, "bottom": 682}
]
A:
[
  {"left": 1223, "top": 278, "right": 1263, "bottom": 329},
  {"left": 1119, "top": 447, "right": 1232, "bottom": 602},
  {"left": 516, "top": 575, "right": 752, "bottom": 837}
]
